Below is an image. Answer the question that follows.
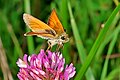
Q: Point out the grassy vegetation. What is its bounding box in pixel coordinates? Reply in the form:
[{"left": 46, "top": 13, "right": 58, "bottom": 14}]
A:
[{"left": 0, "top": 0, "right": 120, "bottom": 80}]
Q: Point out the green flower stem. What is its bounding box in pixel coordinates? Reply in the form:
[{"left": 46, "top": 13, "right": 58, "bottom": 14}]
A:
[
  {"left": 74, "top": 3, "right": 120, "bottom": 80},
  {"left": 24, "top": 0, "right": 34, "bottom": 54}
]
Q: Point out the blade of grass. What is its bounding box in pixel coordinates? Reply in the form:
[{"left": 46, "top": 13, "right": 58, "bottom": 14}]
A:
[
  {"left": 24, "top": 0, "right": 34, "bottom": 54},
  {"left": 100, "top": 24, "right": 120, "bottom": 80},
  {"left": 7, "top": 23, "right": 23, "bottom": 64},
  {"left": 95, "top": 13, "right": 120, "bottom": 59},
  {"left": 104, "top": 66, "right": 120, "bottom": 80},
  {"left": 92, "top": 26, "right": 118, "bottom": 77},
  {"left": 93, "top": 13, "right": 120, "bottom": 75},
  {"left": 0, "top": 37, "right": 13, "bottom": 80},
  {"left": 74, "top": 3, "right": 120, "bottom": 80},
  {"left": 0, "top": 12, "right": 22, "bottom": 72},
  {"left": 68, "top": 1, "right": 95, "bottom": 80}
]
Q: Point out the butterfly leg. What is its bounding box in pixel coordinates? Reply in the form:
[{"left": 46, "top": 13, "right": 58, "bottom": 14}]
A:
[
  {"left": 56, "top": 43, "right": 63, "bottom": 52},
  {"left": 46, "top": 41, "right": 52, "bottom": 51}
]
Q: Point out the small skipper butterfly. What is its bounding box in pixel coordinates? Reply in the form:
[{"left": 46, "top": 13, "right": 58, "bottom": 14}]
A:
[{"left": 23, "top": 9, "right": 69, "bottom": 51}]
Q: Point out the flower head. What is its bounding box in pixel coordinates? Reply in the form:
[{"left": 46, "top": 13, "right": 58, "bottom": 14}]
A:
[{"left": 17, "top": 49, "right": 76, "bottom": 80}]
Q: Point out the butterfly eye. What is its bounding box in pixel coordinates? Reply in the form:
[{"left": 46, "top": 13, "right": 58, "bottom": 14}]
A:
[
  {"left": 64, "top": 29, "right": 66, "bottom": 32},
  {"left": 61, "top": 36, "right": 65, "bottom": 40}
]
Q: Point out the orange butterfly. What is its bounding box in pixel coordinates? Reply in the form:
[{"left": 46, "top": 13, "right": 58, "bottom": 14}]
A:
[{"left": 23, "top": 9, "right": 69, "bottom": 51}]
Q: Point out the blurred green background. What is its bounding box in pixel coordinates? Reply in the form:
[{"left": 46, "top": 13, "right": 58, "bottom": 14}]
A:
[{"left": 0, "top": 0, "right": 120, "bottom": 80}]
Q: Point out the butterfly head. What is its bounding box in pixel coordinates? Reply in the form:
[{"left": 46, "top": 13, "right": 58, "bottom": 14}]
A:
[{"left": 59, "top": 33, "right": 69, "bottom": 43}]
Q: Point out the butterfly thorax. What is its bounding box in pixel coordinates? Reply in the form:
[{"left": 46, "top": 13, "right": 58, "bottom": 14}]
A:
[{"left": 48, "top": 32, "right": 69, "bottom": 47}]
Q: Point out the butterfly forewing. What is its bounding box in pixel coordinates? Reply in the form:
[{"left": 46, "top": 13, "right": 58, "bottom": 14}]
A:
[
  {"left": 23, "top": 13, "right": 56, "bottom": 39},
  {"left": 47, "top": 9, "right": 65, "bottom": 35}
]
